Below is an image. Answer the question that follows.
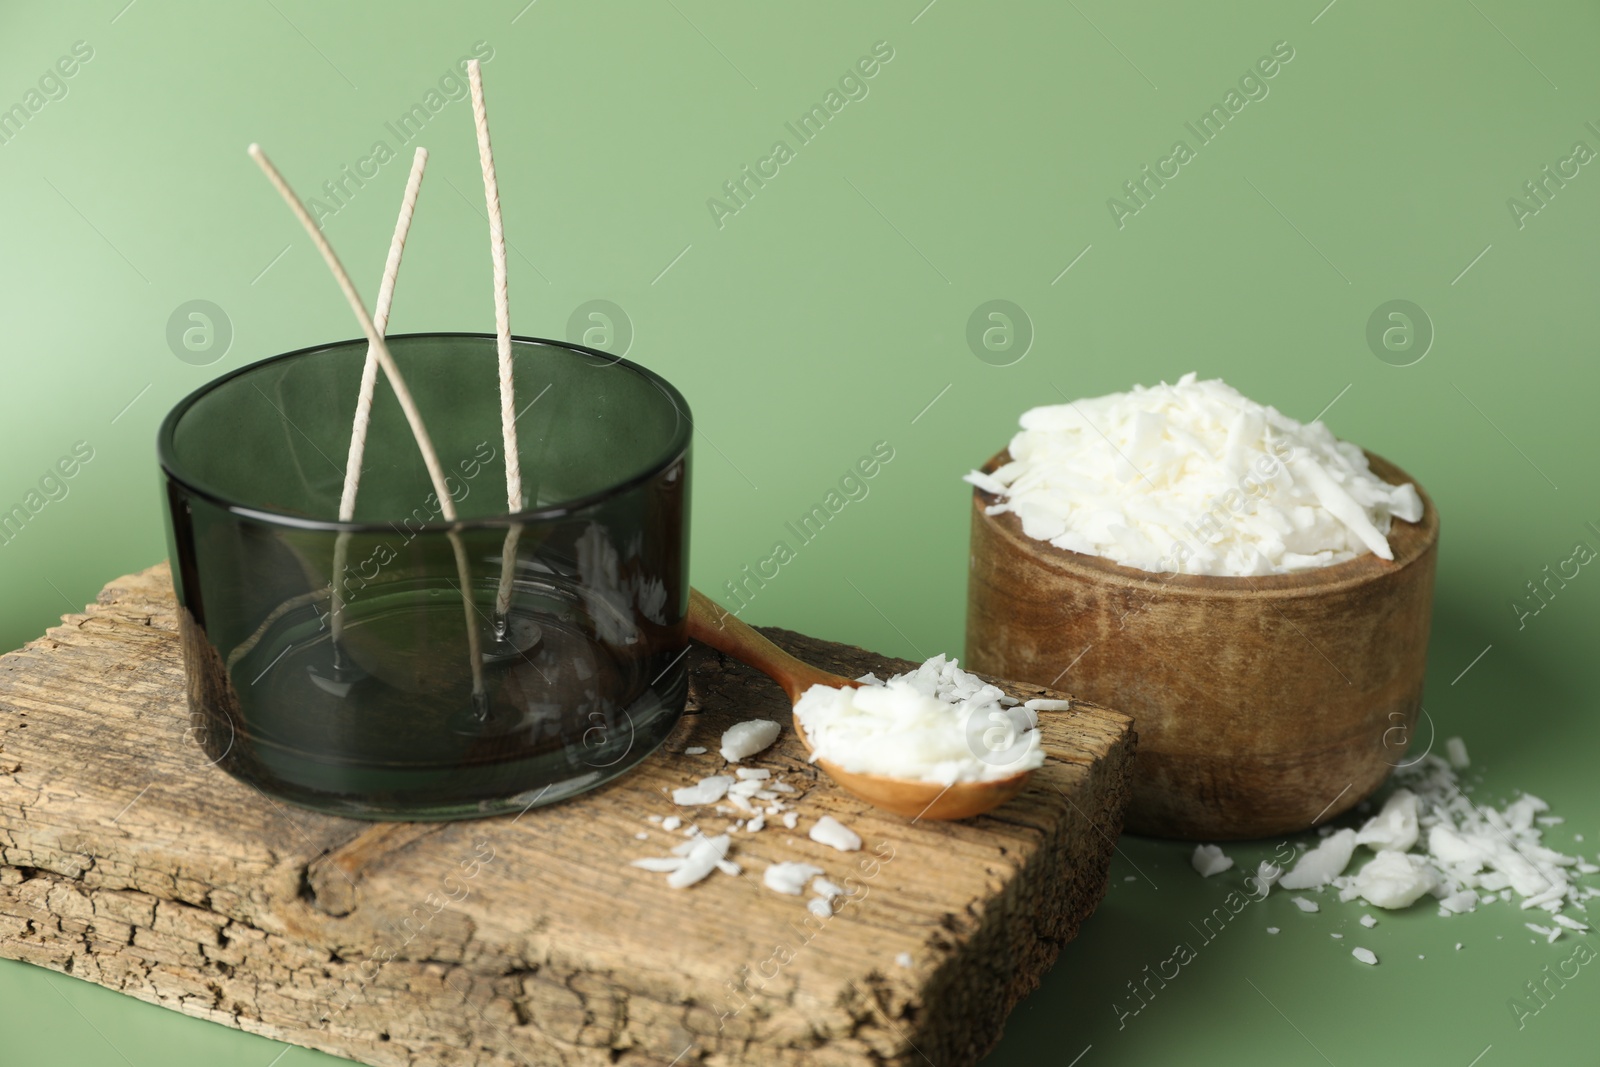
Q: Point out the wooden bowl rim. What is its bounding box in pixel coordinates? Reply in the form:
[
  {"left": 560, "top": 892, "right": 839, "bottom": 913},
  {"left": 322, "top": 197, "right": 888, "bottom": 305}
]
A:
[{"left": 972, "top": 447, "right": 1439, "bottom": 599}]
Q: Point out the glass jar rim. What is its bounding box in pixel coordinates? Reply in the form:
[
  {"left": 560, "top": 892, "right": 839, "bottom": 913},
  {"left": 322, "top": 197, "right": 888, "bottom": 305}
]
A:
[{"left": 157, "top": 331, "right": 693, "bottom": 534}]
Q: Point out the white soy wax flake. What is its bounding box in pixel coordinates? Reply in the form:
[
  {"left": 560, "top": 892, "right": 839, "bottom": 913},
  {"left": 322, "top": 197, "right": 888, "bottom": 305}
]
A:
[
  {"left": 1280, "top": 829, "right": 1358, "bottom": 890},
  {"left": 685, "top": 746, "right": 707, "bottom": 755},
  {"left": 721, "top": 720, "right": 781, "bottom": 762},
  {"left": 746, "top": 815, "right": 766, "bottom": 833},
  {"left": 1352, "top": 947, "right": 1378, "bottom": 965},
  {"left": 647, "top": 814, "right": 662, "bottom": 824},
  {"left": 794, "top": 655, "right": 1043, "bottom": 784},
  {"left": 736, "top": 768, "right": 772, "bottom": 780},
  {"left": 764, "top": 862, "right": 824, "bottom": 896},
  {"left": 661, "top": 815, "right": 682, "bottom": 831},
  {"left": 1360, "top": 915, "right": 1378, "bottom": 928},
  {"left": 1291, "top": 897, "right": 1320, "bottom": 913},
  {"left": 1330, "top": 933, "right": 1343, "bottom": 939},
  {"left": 807, "top": 897, "right": 832, "bottom": 918},
  {"left": 895, "top": 952, "right": 914, "bottom": 968},
  {"left": 813, "top": 877, "right": 845, "bottom": 900},
  {"left": 1446, "top": 736, "right": 1470, "bottom": 769},
  {"left": 966, "top": 375, "right": 1425, "bottom": 576},
  {"left": 810, "top": 815, "right": 863, "bottom": 852},
  {"left": 668, "top": 834, "right": 731, "bottom": 889},
  {"left": 634, "top": 831, "right": 648, "bottom": 840},
  {"left": 1266, "top": 927, "right": 1280, "bottom": 934},
  {"left": 782, "top": 812, "right": 799, "bottom": 829},
  {"left": 630, "top": 857, "right": 683, "bottom": 873},
  {"left": 1192, "top": 844, "right": 1234, "bottom": 877},
  {"left": 672, "top": 776, "right": 734, "bottom": 806}
]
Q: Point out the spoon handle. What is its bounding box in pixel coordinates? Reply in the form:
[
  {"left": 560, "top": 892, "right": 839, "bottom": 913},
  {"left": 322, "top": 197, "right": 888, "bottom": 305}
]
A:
[{"left": 686, "top": 588, "right": 857, "bottom": 703}]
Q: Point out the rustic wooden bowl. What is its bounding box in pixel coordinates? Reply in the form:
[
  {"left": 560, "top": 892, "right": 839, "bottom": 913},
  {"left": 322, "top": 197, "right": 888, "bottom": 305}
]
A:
[{"left": 964, "top": 449, "right": 1438, "bottom": 840}]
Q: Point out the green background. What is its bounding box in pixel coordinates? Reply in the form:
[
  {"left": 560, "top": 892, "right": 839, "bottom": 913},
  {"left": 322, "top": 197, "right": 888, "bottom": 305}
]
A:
[{"left": 2, "top": 0, "right": 1597, "bottom": 1063}]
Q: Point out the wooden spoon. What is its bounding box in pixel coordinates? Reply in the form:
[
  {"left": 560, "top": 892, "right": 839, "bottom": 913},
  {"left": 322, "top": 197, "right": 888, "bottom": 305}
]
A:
[{"left": 686, "top": 588, "right": 1034, "bottom": 821}]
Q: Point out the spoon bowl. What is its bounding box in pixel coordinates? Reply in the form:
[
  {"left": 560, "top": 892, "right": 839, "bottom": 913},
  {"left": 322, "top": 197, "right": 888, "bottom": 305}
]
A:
[{"left": 686, "top": 589, "right": 1038, "bottom": 821}]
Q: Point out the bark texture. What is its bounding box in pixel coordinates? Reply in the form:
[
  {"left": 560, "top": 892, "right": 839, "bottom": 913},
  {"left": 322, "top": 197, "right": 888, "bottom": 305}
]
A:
[{"left": 0, "top": 564, "right": 1134, "bottom": 1066}]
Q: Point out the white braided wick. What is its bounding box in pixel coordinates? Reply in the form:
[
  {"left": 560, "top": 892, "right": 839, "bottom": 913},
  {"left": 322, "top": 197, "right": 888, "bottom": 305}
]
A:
[
  {"left": 339, "top": 146, "right": 429, "bottom": 522},
  {"left": 467, "top": 59, "right": 524, "bottom": 620},
  {"left": 249, "top": 144, "right": 485, "bottom": 696},
  {"left": 330, "top": 147, "right": 429, "bottom": 645}
]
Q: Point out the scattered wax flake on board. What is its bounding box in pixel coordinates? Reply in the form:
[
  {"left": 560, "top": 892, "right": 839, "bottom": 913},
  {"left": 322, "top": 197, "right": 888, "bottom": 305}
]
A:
[
  {"left": 661, "top": 815, "right": 681, "bottom": 831},
  {"left": 1456, "top": 943, "right": 1463, "bottom": 951},
  {"left": 1446, "top": 736, "right": 1470, "bottom": 769},
  {"left": 813, "top": 877, "right": 845, "bottom": 900},
  {"left": 672, "top": 776, "right": 735, "bottom": 806},
  {"left": 1552, "top": 914, "right": 1589, "bottom": 931},
  {"left": 746, "top": 814, "right": 765, "bottom": 833},
  {"left": 965, "top": 374, "right": 1424, "bottom": 576},
  {"left": 896, "top": 952, "right": 914, "bottom": 968},
  {"left": 1291, "top": 896, "right": 1320, "bottom": 913},
  {"left": 685, "top": 746, "right": 707, "bottom": 755},
  {"left": 1352, "top": 947, "right": 1378, "bottom": 965},
  {"left": 1192, "top": 844, "right": 1234, "bottom": 877},
  {"left": 1266, "top": 927, "right": 1280, "bottom": 934},
  {"left": 1330, "top": 933, "right": 1343, "bottom": 939},
  {"left": 807, "top": 898, "right": 832, "bottom": 918},
  {"left": 1279, "top": 828, "right": 1358, "bottom": 889},
  {"left": 1360, "top": 915, "right": 1378, "bottom": 928},
  {"left": 647, "top": 814, "right": 662, "bottom": 823},
  {"left": 1124, "top": 875, "right": 1138, "bottom": 882},
  {"left": 764, "top": 862, "right": 825, "bottom": 896},
  {"left": 782, "top": 812, "right": 799, "bottom": 829},
  {"left": 721, "top": 720, "right": 781, "bottom": 762},
  {"left": 634, "top": 831, "right": 648, "bottom": 840},
  {"left": 810, "top": 815, "right": 862, "bottom": 852},
  {"left": 1024, "top": 698, "right": 1073, "bottom": 711},
  {"left": 667, "top": 835, "right": 732, "bottom": 889},
  {"left": 630, "top": 858, "right": 682, "bottom": 873},
  {"left": 736, "top": 768, "right": 771, "bottom": 780},
  {"left": 794, "top": 655, "right": 1044, "bottom": 784}
]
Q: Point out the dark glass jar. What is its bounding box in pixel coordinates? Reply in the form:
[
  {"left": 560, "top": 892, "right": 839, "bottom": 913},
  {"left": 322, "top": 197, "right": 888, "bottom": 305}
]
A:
[{"left": 159, "top": 333, "right": 691, "bottom": 819}]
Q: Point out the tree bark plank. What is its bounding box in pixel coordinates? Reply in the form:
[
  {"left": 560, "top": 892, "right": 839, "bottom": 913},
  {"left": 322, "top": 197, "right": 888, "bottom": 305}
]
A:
[{"left": 0, "top": 563, "right": 1134, "bottom": 1066}]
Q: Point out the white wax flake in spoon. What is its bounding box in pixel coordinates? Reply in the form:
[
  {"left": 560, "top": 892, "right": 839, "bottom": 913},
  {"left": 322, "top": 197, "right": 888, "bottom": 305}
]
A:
[
  {"left": 722, "top": 719, "right": 781, "bottom": 762},
  {"left": 795, "top": 654, "right": 1044, "bottom": 784},
  {"left": 809, "top": 815, "right": 862, "bottom": 852},
  {"left": 1191, "top": 844, "right": 1234, "bottom": 877}
]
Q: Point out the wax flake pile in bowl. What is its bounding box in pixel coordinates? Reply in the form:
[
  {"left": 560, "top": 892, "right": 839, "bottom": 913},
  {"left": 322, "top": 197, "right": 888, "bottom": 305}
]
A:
[
  {"left": 793, "top": 655, "right": 1049, "bottom": 785},
  {"left": 964, "top": 373, "right": 1425, "bottom": 577}
]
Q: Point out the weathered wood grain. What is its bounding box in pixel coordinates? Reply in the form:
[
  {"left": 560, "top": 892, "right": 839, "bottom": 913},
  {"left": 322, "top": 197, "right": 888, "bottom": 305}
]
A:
[{"left": 0, "top": 564, "right": 1134, "bottom": 1067}]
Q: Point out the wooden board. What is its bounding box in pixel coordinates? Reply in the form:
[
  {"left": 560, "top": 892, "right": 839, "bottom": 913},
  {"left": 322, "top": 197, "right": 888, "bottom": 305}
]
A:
[{"left": 0, "top": 564, "right": 1134, "bottom": 1067}]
